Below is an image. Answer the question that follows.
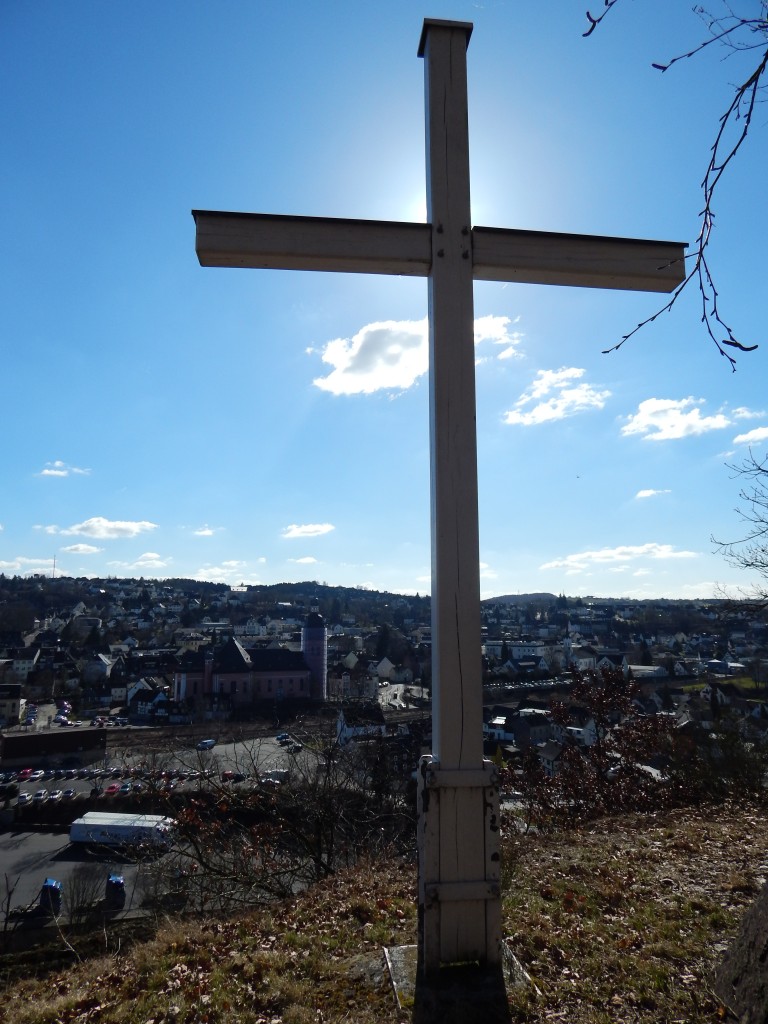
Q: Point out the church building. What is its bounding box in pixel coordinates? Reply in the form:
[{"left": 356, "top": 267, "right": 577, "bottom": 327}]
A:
[{"left": 171, "top": 601, "right": 329, "bottom": 709}]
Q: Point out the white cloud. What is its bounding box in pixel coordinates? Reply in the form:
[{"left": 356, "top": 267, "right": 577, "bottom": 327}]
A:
[
  {"left": 621, "top": 398, "right": 730, "bottom": 441},
  {"left": 290, "top": 556, "right": 319, "bottom": 564},
  {"left": 474, "top": 314, "right": 523, "bottom": 361},
  {"left": 733, "top": 426, "right": 768, "bottom": 446},
  {"left": 0, "top": 556, "right": 53, "bottom": 574},
  {"left": 732, "top": 406, "right": 765, "bottom": 420},
  {"left": 635, "top": 489, "right": 671, "bottom": 499},
  {"left": 193, "top": 525, "right": 217, "bottom": 537},
  {"left": 192, "top": 562, "right": 262, "bottom": 585},
  {"left": 541, "top": 542, "right": 698, "bottom": 572},
  {"left": 504, "top": 367, "right": 610, "bottom": 426},
  {"left": 281, "top": 523, "right": 335, "bottom": 539},
  {"left": 60, "top": 544, "right": 102, "bottom": 554},
  {"left": 108, "top": 552, "right": 169, "bottom": 571},
  {"left": 38, "top": 460, "right": 91, "bottom": 477},
  {"left": 312, "top": 314, "right": 520, "bottom": 395},
  {"left": 44, "top": 517, "right": 158, "bottom": 539},
  {"left": 313, "top": 318, "right": 427, "bottom": 395}
]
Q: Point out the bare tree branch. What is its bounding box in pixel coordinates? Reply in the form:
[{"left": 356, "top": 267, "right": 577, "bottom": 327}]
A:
[
  {"left": 587, "top": 1, "right": 767, "bottom": 367},
  {"left": 713, "top": 449, "right": 768, "bottom": 603},
  {"left": 583, "top": 0, "right": 622, "bottom": 37}
]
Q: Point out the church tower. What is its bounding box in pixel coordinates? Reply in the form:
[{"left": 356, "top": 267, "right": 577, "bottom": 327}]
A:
[
  {"left": 562, "top": 619, "right": 573, "bottom": 672},
  {"left": 301, "top": 600, "right": 327, "bottom": 700}
]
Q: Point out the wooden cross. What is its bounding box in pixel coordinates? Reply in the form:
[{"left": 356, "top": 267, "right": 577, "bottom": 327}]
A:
[{"left": 193, "top": 18, "right": 685, "bottom": 973}]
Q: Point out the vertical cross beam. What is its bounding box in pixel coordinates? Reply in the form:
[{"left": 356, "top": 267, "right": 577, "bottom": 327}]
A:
[
  {"left": 417, "top": 19, "right": 501, "bottom": 974},
  {"left": 422, "top": 20, "right": 481, "bottom": 773}
]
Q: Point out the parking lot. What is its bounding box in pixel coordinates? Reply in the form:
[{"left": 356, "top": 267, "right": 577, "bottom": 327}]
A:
[{"left": 0, "top": 731, "right": 306, "bottom": 919}]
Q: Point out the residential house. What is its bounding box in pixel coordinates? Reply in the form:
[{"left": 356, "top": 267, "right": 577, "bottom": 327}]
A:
[
  {"left": 9, "top": 647, "right": 40, "bottom": 682},
  {"left": 336, "top": 704, "right": 388, "bottom": 745},
  {"left": 538, "top": 739, "right": 564, "bottom": 778},
  {"left": 82, "top": 653, "right": 114, "bottom": 685},
  {"left": 0, "top": 682, "right": 22, "bottom": 726}
]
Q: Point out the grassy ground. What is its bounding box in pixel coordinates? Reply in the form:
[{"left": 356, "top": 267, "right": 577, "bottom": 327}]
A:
[{"left": 2, "top": 800, "right": 767, "bottom": 1023}]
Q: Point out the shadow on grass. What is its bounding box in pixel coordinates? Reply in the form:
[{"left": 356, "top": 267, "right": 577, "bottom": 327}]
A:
[{"left": 412, "top": 960, "right": 512, "bottom": 1024}]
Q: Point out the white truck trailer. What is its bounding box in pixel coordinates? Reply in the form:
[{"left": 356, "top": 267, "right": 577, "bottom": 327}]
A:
[{"left": 70, "top": 811, "right": 173, "bottom": 850}]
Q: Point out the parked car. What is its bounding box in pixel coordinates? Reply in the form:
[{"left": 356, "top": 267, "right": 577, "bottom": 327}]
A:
[
  {"left": 62, "top": 789, "right": 77, "bottom": 800},
  {"left": 105, "top": 874, "right": 126, "bottom": 910},
  {"left": 39, "top": 878, "right": 63, "bottom": 916},
  {"left": 17, "top": 792, "right": 31, "bottom": 805},
  {"left": 104, "top": 783, "right": 122, "bottom": 796},
  {"left": 32, "top": 789, "right": 49, "bottom": 803},
  {"left": 196, "top": 738, "right": 216, "bottom": 751},
  {"left": 48, "top": 790, "right": 63, "bottom": 802}
]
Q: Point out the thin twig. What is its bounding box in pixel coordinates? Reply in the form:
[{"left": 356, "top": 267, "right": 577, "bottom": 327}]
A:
[{"left": 587, "top": 1, "right": 767, "bottom": 366}]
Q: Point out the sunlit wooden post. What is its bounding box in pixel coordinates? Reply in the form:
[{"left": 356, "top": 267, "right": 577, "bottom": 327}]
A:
[
  {"left": 416, "top": 19, "right": 501, "bottom": 972},
  {"left": 192, "top": 17, "right": 685, "bottom": 975}
]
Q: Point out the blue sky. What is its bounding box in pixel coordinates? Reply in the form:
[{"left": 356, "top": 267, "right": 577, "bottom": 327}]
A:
[{"left": 2, "top": 1, "right": 767, "bottom": 600}]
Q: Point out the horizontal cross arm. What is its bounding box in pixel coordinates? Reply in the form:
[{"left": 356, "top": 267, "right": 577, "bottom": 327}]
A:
[
  {"left": 472, "top": 226, "right": 686, "bottom": 293},
  {"left": 193, "top": 210, "right": 431, "bottom": 276}
]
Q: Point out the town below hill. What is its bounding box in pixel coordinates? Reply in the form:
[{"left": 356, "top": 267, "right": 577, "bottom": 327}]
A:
[
  {"left": 1, "top": 576, "right": 766, "bottom": 711},
  {"left": 2, "top": 576, "right": 768, "bottom": 1023},
  {"left": 0, "top": 575, "right": 764, "bottom": 746}
]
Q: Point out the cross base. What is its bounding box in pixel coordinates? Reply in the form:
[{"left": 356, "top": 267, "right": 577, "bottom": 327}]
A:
[
  {"left": 386, "top": 941, "right": 535, "bottom": 1022},
  {"left": 417, "top": 755, "right": 502, "bottom": 974}
]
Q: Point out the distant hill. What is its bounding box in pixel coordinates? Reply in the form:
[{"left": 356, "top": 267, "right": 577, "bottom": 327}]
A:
[{"left": 483, "top": 593, "right": 557, "bottom": 606}]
